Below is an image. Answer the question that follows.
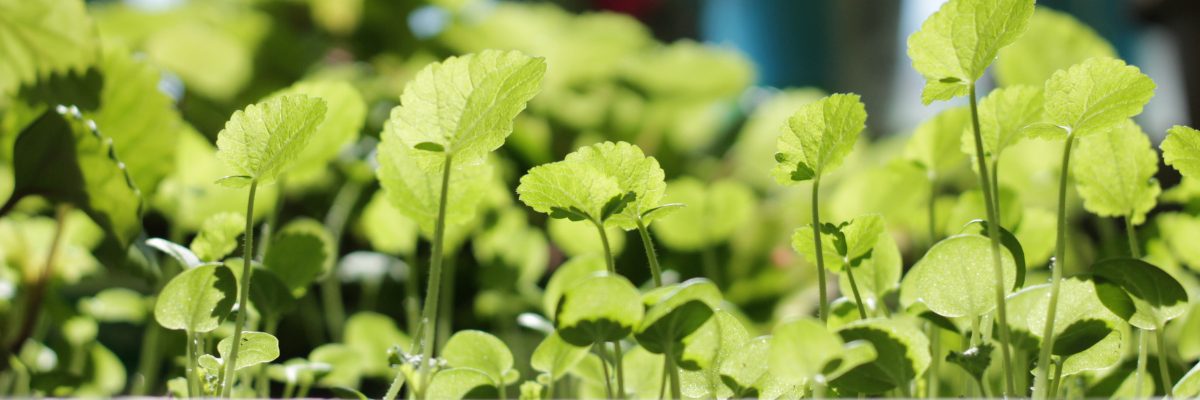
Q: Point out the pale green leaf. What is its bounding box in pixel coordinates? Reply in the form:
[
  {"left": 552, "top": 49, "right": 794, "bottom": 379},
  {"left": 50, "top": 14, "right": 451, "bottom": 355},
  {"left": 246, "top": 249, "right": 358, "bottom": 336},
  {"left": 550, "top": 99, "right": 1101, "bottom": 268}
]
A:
[
  {"left": 1028, "top": 275, "right": 1122, "bottom": 357},
  {"left": 542, "top": 254, "right": 606, "bottom": 320},
  {"left": 263, "top": 218, "right": 335, "bottom": 297},
  {"left": 0, "top": 0, "right": 95, "bottom": 94},
  {"left": 215, "top": 93, "right": 328, "bottom": 187},
  {"left": 830, "top": 319, "right": 931, "bottom": 395},
  {"left": 557, "top": 275, "right": 644, "bottom": 346},
  {"left": 218, "top": 331, "right": 280, "bottom": 371},
  {"left": 996, "top": 8, "right": 1117, "bottom": 87},
  {"left": 1176, "top": 361, "right": 1200, "bottom": 398},
  {"left": 154, "top": 263, "right": 237, "bottom": 332},
  {"left": 651, "top": 178, "right": 754, "bottom": 251},
  {"left": 1027, "top": 57, "right": 1155, "bottom": 140},
  {"left": 680, "top": 310, "right": 750, "bottom": 399},
  {"left": 518, "top": 159, "right": 623, "bottom": 224},
  {"left": 619, "top": 40, "right": 753, "bottom": 101},
  {"left": 376, "top": 139, "right": 491, "bottom": 235},
  {"left": 547, "top": 218, "right": 625, "bottom": 258},
  {"left": 838, "top": 231, "right": 902, "bottom": 303},
  {"left": 1162, "top": 125, "right": 1200, "bottom": 179},
  {"left": 189, "top": 212, "right": 245, "bottom": 262},
  {"left": 266, "top": 80, "right": 366, "bottom": 186},
  {"left": 1156, "top": 212, "right": 1200, "bottom": 274},
  {"left": 906, "top": 0, "right": 1035, "bottom": 104},
  {"left": 792, "top": 214, "right": 885, "bottom": 273},
  {"left": 530, "top": 332, "right": 588, "bottom": 381},
  {"left": 310, "top": 343, "right": 363, "bottom": 387},
  {"left": 620, "top": 345, "right": 665, "bottom": 398},
  {"left": 388, "top": 49, "right": 545, "bottom": 171},
  {"left": 1057, "top": 329, "right": 1121, "bottom": 376},
  {"left": 443, "top": 330, "right": 515, "bottom": 387},
  {"left": 198, "top": 354, "right": 221, "bottom": 371},
  {"left": 345, "top": 311, "right": 411, "bottom": 378},
  {"left": 719, "top": 336, "right": 802, "bottom": 399},
  {"left": 962, "top": 85, "right": 1044, "bottom": 161},
  {"left": 143, "top": 23, "right": 252, "bottom": 101},
  {"left": 636, "top": 278, "right": 722, "bottom": 359},
  {"left": 771, "top": 93, "right": 866, "bottom": 184},
  {"left": 426, "top": 368, "right": 500, "bottom": 400},
  {"left": 910, "top": 234, "right": 1018, "bottom": 317},
  {"left": 904, "top": 106, "right": 969, "bottom": 173},
  {"left": 356, "top": 190, "right": 418, "bottom": 256},
  {"left": 74, "top": 343, "right": 127, "bottom": 397},
  {"left": 1073, "top": 121, "right": 1160, "bottom": 224},
  {"left": 565, "top": 141, "right": 670, "bottom": 230},
  {"left": 78, "top": 288, "right": 147, "bottom": 324},
  {"left": 769, "top": 317, "right": 875, "bottom": 383}
]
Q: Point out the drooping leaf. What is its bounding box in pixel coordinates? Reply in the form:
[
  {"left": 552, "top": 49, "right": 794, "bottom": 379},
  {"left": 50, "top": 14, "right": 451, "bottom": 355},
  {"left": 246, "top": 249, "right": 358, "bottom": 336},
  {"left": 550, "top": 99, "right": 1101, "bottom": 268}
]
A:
[
  {"left": 996, "top": 7, "right": 1117, "bottom": 88},
  {"left": 908, "top": 234, "right": 1018, "bottom": 318},
  {"left": 517, "top": 159, "right": 624, "bottom": 225},
  {"left": 387, "top": 49, "right": 546, "bottom": 172},
  {"left": 556, "top": 275, "right": 644, "bottom": 347},
  {"left": 154, "top": 263, "right": 237, "bottom": 332},
  {"left": 265, "top": 80, "right": 366, "bottom": 186},
  {"left": 1091, "top": 258, "right": 1189, "bottom": 330},
  {"left": 217, "top": 331, "right": 280, "bottom": 371},
  {"left": 542, "top": 254, "right": 606, "bottom": 320},
  {"left": 189, "top": 212, "right": 245, "bottom": 262},
  {"left": 376, "top": 140, "right": 491, "bottom": 234},
  {"left": 214, "top": 93, "right": 328, "bottom": 188},
  {"left": 564, "top": 141, "right": 674, "bottom": 229},
  {"left": 961, "top": 85, "right": 1044, "bottom": 161},
  {"left": 263, "top": 218, "right": 335, "bottom": 297},
  {"left": 426, "top": 368, "right": 500, "bottom": 400},
  {"left": 344, "top": 311, "right": 411, "bottom": 378},
  {"left": 5, "top": 108, "right": 143, "bottom": 249},
  {"left": 838, "top": 231, "right": 902, "bottom": 304},
  {"left": 904, "top": 106, "right": 969, "bottom": 173},
  {"left": 771, "top": 93, "right": 867, "bottom": 184},
  {"left": 0, "top": 0, "right": 95, "bottom": 95},
  {"left": 443, "top": 330, "right": 516, "bottom": 387},
  {"left": 1022, "top": 58, "right": 1155, "bottom": 141},
  {"left": 1028, "top": 274, "right": 1122, "bottom": 357},
  {"left": 906, "top": 0, "right": 1035, "bottom": 104},
  {"left": 829, "top": 318, "right": 931, "bottom": 395},
  {"left": 531, "top": 332, "right": 588, "bottom": 382},
  {"left": 651, "top": 178, "right": 753, "bottom": 251},
  {"left": 146, "top": 238, "right": 203, "bottom": 269},
  {"left": 1073, "top": 121, "right": 1160, "bottom": 225},
  {"left": 1163, "top": 125, "right": 1200, "bottom": 179},
  {"left": 792, "top": 213, "right": 884, "bottom": 273},
  {"left": 357, "top": 190, "right": 418, "bottom": 256}
]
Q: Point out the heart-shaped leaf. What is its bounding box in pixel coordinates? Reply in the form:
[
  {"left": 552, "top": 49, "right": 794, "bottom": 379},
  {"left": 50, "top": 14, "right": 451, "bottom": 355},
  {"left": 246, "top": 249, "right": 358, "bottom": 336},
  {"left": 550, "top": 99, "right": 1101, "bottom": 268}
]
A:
[{"left": 154, "top": 263, "right": 237, "bottom": 332}]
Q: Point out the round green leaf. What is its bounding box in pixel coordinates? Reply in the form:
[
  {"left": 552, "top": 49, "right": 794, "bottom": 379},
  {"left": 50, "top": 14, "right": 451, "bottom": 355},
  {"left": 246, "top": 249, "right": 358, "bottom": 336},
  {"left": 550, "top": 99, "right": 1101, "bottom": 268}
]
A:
[
  {"left": 829, "top": 319, "right": 931, "bottom": 395},
  {"left": 310, "top": 343, "right": 363, "bottom": 387},
  {"left": 720, "top": 337, "right": 801, "bottom": 399},
  {"left": 557, "top": 275, "right": 644, "bottom": 346},
  {"left": 542, "top": 254, "right": 606, "bottom": 320},
  {"left": 443, "top": 330, "right": 515, "bottom": 387},
  {"left": 1028, "top": 274, "right": 1122, "bottom": 357},
  {"left": 910, "top": 234, "right": 1018, "bottom": 318},
  {"left": 651, "top": 178, "right": 754, "bottom": 251},
  {"left": 248, "top": 268, "right": 296, "bottom": 320},
  {"left": 263, "top": 218, "right": 335, "bottom": 297},
  {"left": 531, "top": 332, "right": 587, "bottom": 381},
  {"left": 217, "top": 331, "right": 280, "bottom": 371},
  {"left": 1092, "top": 258, "right": 1189, "bottom": 330},
  {"left": 636, "top": 278, "right": 721, "bottom": 355},
  {"left": 345, "top": 311, "right": 411, "bottom": 378},
  {"left": 680, "top": 310, "right": 750, "bottom": 396},
  {"left": 958, "top": 219, "right": 1026, "bottom": 290},
  {"left": 154, "top": 263, "right": 237, "bottom": 332},
  {"left": 426, "top": 368, "right": 501, "bottom": 400}
]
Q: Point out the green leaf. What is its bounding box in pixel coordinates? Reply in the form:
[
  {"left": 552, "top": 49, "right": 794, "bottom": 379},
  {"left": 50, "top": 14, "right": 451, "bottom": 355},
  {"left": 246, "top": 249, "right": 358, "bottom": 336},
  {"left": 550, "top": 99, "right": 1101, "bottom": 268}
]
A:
[
  {"left": 74, "top": 343, "right": 127, "bottom": 397},
  {"left": 146, "top": 238, "right": 203, "bottom": 269},
  {"left": 376, "top": 141, "right": 491, "bottom": 235},
  {"left": 5, "top": 108, "right": 143, "bottom": 249},
  {"left": 1072, "top": 121, "right": 1161, "bottom": 224},
  {"left": 518, "top": 159, "right": 623, "bottom": 224},
  {"left": 680, "top": 310, "right": 750, "bottom": 398},
  {"left": 564, "top": 141, "right": 673, "bottom": 229},
  {"left": 906, "top": 0, "right": 1035, "bottom": 104},
  {"left": 542, "top": 254, "right": 607, "bottom": 320},
  {"left": 1057, "top": 329, "right": 1121, "bottom": 376},
  {"left": 651, "top": 178, "right": 755, "bottom": 251},
  {"left": 720, "top": 336, "right": 801, "bottom": 399},
  {"left": 248, "top": 268, "right": 296, "bottom": 319},
  {"left": 904, "top": 106, "right": 969, "bottom": 173},
  {"left": 838, "top": 230, "right": 902, "bottom": 304},
  {"left": 530, "top": 332, "right": 588, "bottom": 382},
  {"left": 265, "top": 80, "right": 366, "bottom": 186},
  {"left": 618, "top": 345, "right": 665, "bottom": 398},
  {"left": 945, "top": 188, "right": 1024, "bottom": 236},
  {"left": 443, "top": 330, "right": 516, "bottom": 387},
  {"left": 217, "top": 331, "right": 280, "bottom": 371},
  {"left": 214, "top": 93, "right": 328, "bottom": 187},
  {"left": 1176, "top": 361, "right": 1200, "bottom": 398},
  {"left": 793, "top": 214, "right": 885, "bottom": 273},
  {"left": 387, "top": 50, "right": 545, "bottom": 172},
  {"left": 78, "top": 288, "right": 147, "bottom": 324},
  {"left": 946, "top": 343, "right": 993, "bottom": 383},
  {"left": 958, "top": 219, "right": 1026, "bottom": 290},
  {"left": 263, "top": 218, "right": 335, "bottom": 297},
  {"left": 962, "top": 85, "right": 1045, "bottom": 161},
  {"left": 198, "top": 354, "right": 221, "bottom": 371},
  {"left": 830, "top": 319, "right": 931, "bottom": 395},
  {"left": 344, "top": 311, "right": 411, "bottom": 378},
  {"left": 357, "top": 190, "right": 419, "bottom": 256},
  {"left": 309, "top": 343, "right": 363, "bottom": 387},
  {"left": 0, "top": 0, "right": 95, "bottom": 95},
  {"left": 996, "top": 7, "right": 1117, "bottom": 87},
  {"left": 1163, "top": 125, "right": 1200, "bottom": 179},
  {"left": 556, "top": 275, "right": 644, "bottom": 346},
  {"left": 143, "top": 23, "right": 252, "bottom": 101},
  {"left": 1179, "top": 302, "right": 1200, "bottom": 361},
  {"left": 636, "top": 278, "right": 721, "bottom": 359},
  {"left": 330, "top": 386, "right": 369, "bottom": 400},
  {"left": 771, "top": 93, "right": 867, "bottom": 183},
  {"left": 426, "top": 368, "right": 500, "bottom": 400},
  {"left": 1028, "top": 274, "right": 1122, "bottom": 357},
  {"left": 1023, "top": 58, "right": 1155, "bottom": 141},
  {"left": 154, "top": 263, "right": 237, "bottom": 332},
  {"left": 1092, "top": 258, "right": 1189, "bottom": 330},
  {"left": 907, "top": 234, "right": 1018, "bottom": 317},
  {"left": 769, "top": 317, "right": 877, "bottom": 383},
  {"left": 189, "top": 212, "right": 245, "bottom": 262},
  {"left": 1002, "top": 283, "right": 1047, "bottom": 352}
]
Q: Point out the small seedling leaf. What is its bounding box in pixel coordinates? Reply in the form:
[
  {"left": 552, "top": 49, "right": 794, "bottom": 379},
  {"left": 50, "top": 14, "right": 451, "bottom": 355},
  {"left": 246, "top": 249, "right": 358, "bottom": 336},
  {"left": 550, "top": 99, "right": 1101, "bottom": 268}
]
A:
[
  {"left": 771, "top": 94, "right": 867, "bottom": 184},
  {"left": 443, "top": 330, "right": 516, "bottom": 387},
  {"left": 154, "top": 263, "right": 237, "bottom": 332},
  {"left": 217, "top": 331, "right": 280, "bottom": 371}
]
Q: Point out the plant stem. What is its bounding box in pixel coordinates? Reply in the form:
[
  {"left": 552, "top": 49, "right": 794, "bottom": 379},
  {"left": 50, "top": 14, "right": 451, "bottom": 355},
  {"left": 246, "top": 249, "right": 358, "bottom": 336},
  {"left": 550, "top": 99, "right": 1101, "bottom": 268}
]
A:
[
  {"left": 596, "top": 343, "right": 614, "bottom": 399},
  {"left": 257, "top": 318, "right": 279, "bottom": 398},
  {"left": 321, "top": 180, "right": 364, "bottom": 342},
  {"left": 636, "top": 220, "right": 663, "bottom": 287},
  {"left": 1049, "top": 357, "right": 1066, "bottom": 399},
  {"left": 546, "top": 374, "right": 555, "bottom": 400},
  {"left": 383, "top": 368, "right": 406, "bottom": 400},
  {"left": 664, "top": 345, "right": 682, "bottom": 400},
  {"left": 843, "top": 261, "right": 868, "bottom": 319},
  {"left": 1033, "top": 132, "right": 1076, "bottom": 400},
  {"left": 928, "top": 324, "right": 940, "bottom": 399},
  {"left": 133, "top": 322, "right": 162, "bottom": 395},
  {"left": 1135, "top": 328, "right": 1148, "bottom": 398},
  {"left": 595, "top": 222, "right": 616, "bottom": 274},
  {"left": 437, "top": 254, "right": 458, "bottom": 353},
  {"left": 967, "top": 83, "right": 1016, "bottom": 397},
  {"left": 811, "top": 177, "right": 829, "bottom": 322},
  {"left": 1156, "top": 325, "right": 1171, "bottom": 397},
  {"left": 417, "top": 154, "right": 454, "bottom": 398},
  {"left": 186, "top": 330, "right": 199, "bottom": 397},
  {"left": 405, "top": 252, "right": 421, "bottom": 339},
  {"left": 613, "top": 340, "right": 627, "bottom": 398},
  {"left": 222, "top": 180, "right": 258, "bottom": 397},
  {"left": 1125, "top": 217, "right": 1141, "bottom": 258}
]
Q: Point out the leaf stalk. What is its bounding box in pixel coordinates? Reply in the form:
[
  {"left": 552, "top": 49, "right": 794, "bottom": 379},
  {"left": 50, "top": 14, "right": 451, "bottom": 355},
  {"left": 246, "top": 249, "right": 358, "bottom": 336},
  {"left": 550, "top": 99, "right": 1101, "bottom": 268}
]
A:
[
  {"left": 1033, "top": 131, "right": 1076, "bottom": 400},
  {"left": 417, "top": 153, "right": 455, "bottom": 398},
  {"left": 222, "top": 180, "right": 258, "bottom": 397},
  {"left": 811, "top": 176, "right": 829, "bottom": 322},
  {"left": 636, "top": 220, "right": 663, "bottom": 287}
]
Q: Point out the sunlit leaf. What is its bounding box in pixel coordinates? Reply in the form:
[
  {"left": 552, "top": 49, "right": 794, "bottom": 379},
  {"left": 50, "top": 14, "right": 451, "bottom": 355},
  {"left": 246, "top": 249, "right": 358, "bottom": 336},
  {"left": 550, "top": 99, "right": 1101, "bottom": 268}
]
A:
[
  {"left": 907, "top": 234, "right": 1018, "bottom": 317},
  {"left": 215, "top": 94, "right": 327, "bottom": 188},
  {"left": 426, "top": 368, "right": 500, "bottom": 400},
  {"left": 557, "top": 275, "right": 643, "bottom": 346},
  {"left": 904, "top": 106, "right": 969, "bottom": 173},
  {"left": 154, "top": 263, "right": 237, "bottom": 332},
  {"left": 542, "top": 254, "right": 606, "bottom": 320},
  {"left": 309, "top": 343, "right": 363, "bottom": 387},
  {"left": 1022, "top": 58, "right": 1155, "bottom": 141},
  {"left": 565, "top": 141, "right": 675, "bottom": 229},
  {"left": 792, "top": 213, "right": 884, "bottom": 273},
  {"left": 443, "top": 330, "right": 516, "bottom": 387},
  {"left": 652, "top": 178, "right": 754, "bottom": 251},
  {"left": 1073, "top": 121, "right": 1160, "bottom": 225},
  {"left": 771, "top": 94, "right": 867, "bottom": 184},
  {"left": 829, "top": 318, "right": 930, "bottom": 395},
  {"left": 265, "top": 80, "right": 366, "bottom": 186},
  {"left": 376, "top": 141, "right": 491, "bottom": 235},
  {"left": 1163, "top": 125, "right": 1200, "bottom": 180},
  {"left": 0, "top": 0, "right": 95, "bottom": 95},
  {"left": 189, "top": 212, "right": 245, "bottom": 262},
  {"left": 962, "top": 85, "right": 1044, "bottom": 161},
  {"left": 531, "top": 332, "right": 587, "bottom": 383},
  {"left": 344, "top": 311, "right": 411, "bottom": 378},
  {"left": 1092, "top": 258, "right": 1189, "bottom": 330},
  {"left": 357, "top": 190, "right": 418, "bottom": 256},
  {"left": 1028, "top": 274, "right": 1122, "bottom": 358},
  {"left": 217, "top": 331, "right": 280, "bottom": 371}
]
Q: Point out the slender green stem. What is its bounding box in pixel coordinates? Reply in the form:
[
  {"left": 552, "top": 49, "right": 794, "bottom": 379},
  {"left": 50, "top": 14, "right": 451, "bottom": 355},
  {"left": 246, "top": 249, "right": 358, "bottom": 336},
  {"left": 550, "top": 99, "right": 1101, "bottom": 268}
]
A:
[
  {"left": 1125, "top": 217, "right": 1141, "bottom": 258},
  {"left": 595, "top": 222, "right": 616, "bottom": 274},
  {"left": 843, "top": 261, "right": 868, "bottom": 319},
  {"left": 257, "top": 318, "right": 279, "bottom": 398},
  {"left": 437, "top": 254, "right": 458, "bottom": 353},
  {"left": 222, "top": 181, "right": 258, "bottom": 397},
  {"left": 1156, "top": 325, "right": 1172, "bottom": 398},
  {"left": 613, "top": 340, "right": 626, "bottom": 398},
  {"left": 321, "top": 180, "right": 363, "bottom": 342},
  {"left": 665, "top": 345, "right": 682, "bottom": 400},
  {"left": 1049, "top": 357, "right": 1066, "bottom": 399},
  {"left": 1135, "top": 328, "right": 1149, "bottom": 398},
  {"left": 546, "top": 374, "right": 555, "bottom": 400},
  {"left": 596, "top": 343, "right": 614, "bottom": 399},
  {"left": 405, "top": 252, "right": 421, "bottom": 339},
  {"left": 132, "top": 314, "right": 163, "bottom": 395},
  {"left": 417, "top": 153, "right": 454, "bottom": 398},
  {"left": 383, "top": 368, "right": 406, "bottom": 400},
  {"left": 186, "top": 330, "right": 199, "bottom": 397},
  {"left": 967, "top": 83, "right": 1016, "bottom": 397},
  {"left": 297, "top": 380, "right": 312, "bottom": 398},
  {"left": 320, "top": 279, "right": 346, "bottom": 343},
  {"left": 812, "top": 379, "right": 826, "bottom": 399},
  {"left": 928, "top": 325, "right": 940, "bottom": 399},
  {"left": 928, "top": 174, "right": 939, "bottom": 245},
  {"left": 283, "top": 380, "right": 296, "bottom": 398},
  {"left": 636, "top": 220, "right": 663, "bottom": 287},
  {"left": 1033, "top": 132, "right": 1076, "bottom": 400},
  {"left": 811, "top": 177, "right": 829, "bottom": 322}
]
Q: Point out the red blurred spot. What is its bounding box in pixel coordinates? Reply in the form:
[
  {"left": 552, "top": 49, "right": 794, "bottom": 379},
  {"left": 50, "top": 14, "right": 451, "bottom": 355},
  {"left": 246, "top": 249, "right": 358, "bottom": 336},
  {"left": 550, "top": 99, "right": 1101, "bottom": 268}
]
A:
[{"left": 594, "top": 0, "right": 659, "bottom": 18}]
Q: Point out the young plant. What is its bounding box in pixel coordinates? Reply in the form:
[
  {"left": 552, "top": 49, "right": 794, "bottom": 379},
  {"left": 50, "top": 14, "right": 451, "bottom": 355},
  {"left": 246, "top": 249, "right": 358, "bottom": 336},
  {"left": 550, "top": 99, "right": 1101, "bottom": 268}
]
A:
[
  {"left": 1027, "top": 275, "right": 1124, "bottom": 397},
  {"left": 556, "top": 274, "right": 644, "bottom": 397},
  {"left": 792, "top": 214, "right": 885, "bottom": 317},
  {"left": 441, "top": 330, "right": 519, "bottom": 395},
  {"left": 214, "top": 93, "right": 328, "bottom": 397},
  {"left": 908, "top": 0, "right": 1036, "bottom": 393},
  {"left": 530, "top": 332, "right": 589, "bottom": 398},
  {"left": 1021, "top": 57, "right": 1156, "bottom": 399},
  {"left": 768, "top": 318, "right": 875, "bottom": 398},
  {"left": 649, "top": 178, "right": 755, "bottom": 285},
  {"left": 377, "top": 49, "right": 545, "bottom": 398},
  {"left": 634, "top": 278, "right": 720, "bottom": 399},
  {"left": 152, "top": 263, "right": 237, "bottom": 396},
  {"left": 771, "top": 93, "right": 867, "bottom": 322}
]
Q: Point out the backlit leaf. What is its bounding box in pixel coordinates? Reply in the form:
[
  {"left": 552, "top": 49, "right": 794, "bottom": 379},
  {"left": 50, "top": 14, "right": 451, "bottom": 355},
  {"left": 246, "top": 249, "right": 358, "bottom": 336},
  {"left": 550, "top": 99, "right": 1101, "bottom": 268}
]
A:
[
  {"left": 0, "top": 0, "right": 95, "bottom": 95},
  {"left": 838, "top": 231, "right": 902, "bottom": 304},
  {"left": 217, "top": 331, "right": 280, "bottom": 370},
  {"left": 189, "top": 212, "right": 245, "bottom": 262},
  {"left": 651, "top": 178, "right": 754, "bottom": 251},
  {"left": 344, "top": 311, "right": 411, "bottom": 378},
  {"left": 517, "top": 159, "right": 623, "bottom": 224},
  {"left": 904, "top": 106, "right": 969, "bottom": 173},
  {"left": 265, "top": 80, "right": 366, "bottom": 186},
  {"left": 542, "top": 254, "right": 606, "bottom": 320},
  {"left": 636, "top": 278, "right": 721, "bottom": 358},
  {"left": 356, "top": 190, "right": 419, "bottom": 256},
  {"left": 1028, "top": 274, "right": 1122, "bottom": 357},
  {"left": 1022, "top": 58, "right": 1155, "bottom": 141},
  {"left": 1073, "top": 121, "right": 1160, "bottom": 224},
  {"left": 771, "top": 94, "right": 867, "bottom": 184},
  {"left": 792, "top": 214, "right": 885, "bottom": 273},
  {"left": 426, "top": 368, "right": 500, "bottom": 400},
  {"left": 1092, "top": 258, "right": 1189, "bottom": 330},
  {"left": 1162, "top": 125, "right": 1200, "bottom": 179},
  {"left": 565, "top": 141, "right": 673, "bottom": 229},
  {"left": 376, "top": 140, "right": 491, "bottom": 235},
  {"left": 962, "top": 85, "right": 1044, "bottom": 161},
  {"left": 154, "top": 263, "right": 237, "bottom": 332},
  {"left": 530, "top": 332, "right": 588, "bottom": 381},
  {"left": 908, "top": 234, "right": 1018, "bottom": 317},
  {"left": 830, "top": 319, "right": 931, "bottom": 395},
  {"left": 215, "top": 93, "right": 327, "bottom": 187},
  {"left": 557, "top": 275, "right": 644, "bottom": 346},
  {"left": 443, "top": 330, "right": 516, "bottom": 387}
]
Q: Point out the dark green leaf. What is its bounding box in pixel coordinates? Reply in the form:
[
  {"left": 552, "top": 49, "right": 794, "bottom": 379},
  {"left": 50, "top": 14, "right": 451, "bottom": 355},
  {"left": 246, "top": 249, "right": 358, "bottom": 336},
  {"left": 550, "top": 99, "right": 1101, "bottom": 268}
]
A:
[
  {"left": 1091, "top": 258, "right": 1189, "bottom": 329},
  {"left": 946, "top": 343, "right": 993, "bottom": 383}
]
